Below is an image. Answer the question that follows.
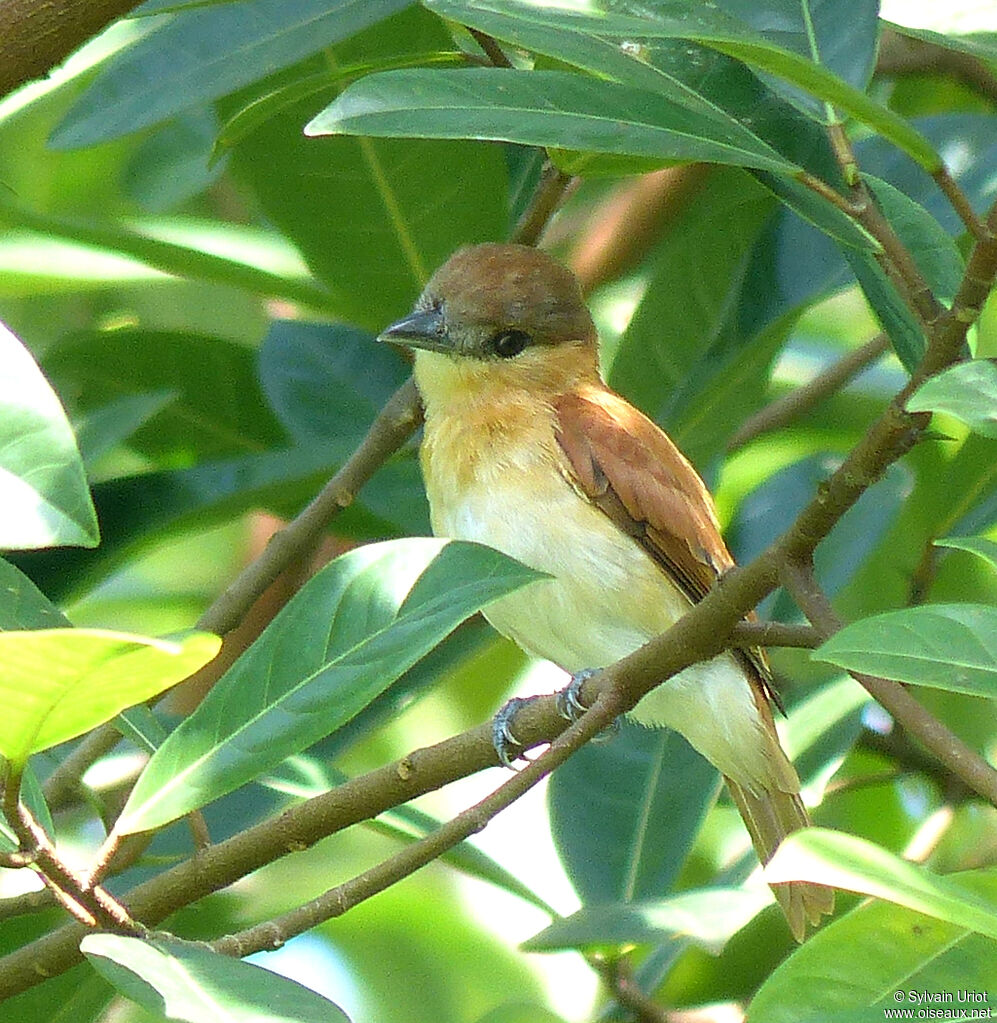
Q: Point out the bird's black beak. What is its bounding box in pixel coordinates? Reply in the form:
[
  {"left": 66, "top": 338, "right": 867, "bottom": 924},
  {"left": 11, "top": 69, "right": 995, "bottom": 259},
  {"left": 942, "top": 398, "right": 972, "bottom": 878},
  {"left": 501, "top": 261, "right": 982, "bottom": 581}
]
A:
[{"left": 377, "top": 308, "right": 453, "bottom": 353}]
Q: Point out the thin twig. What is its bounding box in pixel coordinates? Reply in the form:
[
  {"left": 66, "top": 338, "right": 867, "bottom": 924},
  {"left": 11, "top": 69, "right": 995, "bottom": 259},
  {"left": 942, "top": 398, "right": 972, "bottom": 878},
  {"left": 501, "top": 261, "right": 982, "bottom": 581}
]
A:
[
  {"left": 512, "top": 162, "right": 576, "bottom": 248},
  {"left": 591, "top": 957, "right": 669, "bottom": 1023},
  {"left": 779, "top": 558, "right": 997, "bottom": 807},
  {"left": 728, "top": 620, "right": 822, "bottom": 649},
  {"left": 729, "top": 333, "right": 892, "bottom": 451},
  {"left": 933, "top": 168, "right": 988, "bottom": 241},
  {"left": 795, "top": 170, "right": 866, "bottom": 218},
  {"left": 213, "top": 688, "right": 624, "bottom": 959},
  {"left": 468, "top": 27, "right": 513, "bottom": 68}
]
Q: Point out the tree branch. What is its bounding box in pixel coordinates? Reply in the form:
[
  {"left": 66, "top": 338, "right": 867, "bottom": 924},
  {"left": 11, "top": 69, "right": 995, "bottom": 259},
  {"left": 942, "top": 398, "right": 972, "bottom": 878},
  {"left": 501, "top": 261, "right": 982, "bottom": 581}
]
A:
[
  {"left": 728, "top": 333, "right": 891, "bottom": 451},
  {"left": 778, "top": 558, "right": 997, "bottom": 807},
  {"left": 0, "top": 0, "right": 144, "bottom": 101}
]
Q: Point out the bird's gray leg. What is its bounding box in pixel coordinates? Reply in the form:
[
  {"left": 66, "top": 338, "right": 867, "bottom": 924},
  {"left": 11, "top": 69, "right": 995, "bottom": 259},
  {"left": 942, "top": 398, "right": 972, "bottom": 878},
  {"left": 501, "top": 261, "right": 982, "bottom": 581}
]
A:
[
  {"left": 492, "top": 696, "right": 538, "bottom": 768},
  {"left": 556, "top": 668, "right": 620, "bottom": 742}
]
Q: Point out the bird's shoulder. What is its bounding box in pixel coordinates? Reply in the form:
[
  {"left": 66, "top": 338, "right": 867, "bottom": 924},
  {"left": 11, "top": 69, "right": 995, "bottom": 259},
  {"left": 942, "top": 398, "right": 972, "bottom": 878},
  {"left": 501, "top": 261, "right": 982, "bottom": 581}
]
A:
[{"left": 552, "top": 384, "right": 734, "bottom": 602}]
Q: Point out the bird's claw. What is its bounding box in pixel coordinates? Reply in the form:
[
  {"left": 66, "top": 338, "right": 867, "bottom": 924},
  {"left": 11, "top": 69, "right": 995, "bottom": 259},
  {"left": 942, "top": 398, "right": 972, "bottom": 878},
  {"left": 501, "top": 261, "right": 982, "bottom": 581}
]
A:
[
  {"left": 556, "top": 669, "right": 620, "bottom": 743},
  {"left": 555, "top": 668, "right": 598, "bottom": 721},
  {"left": 492, "top": 696, "right": 533, "bottom": 769}
]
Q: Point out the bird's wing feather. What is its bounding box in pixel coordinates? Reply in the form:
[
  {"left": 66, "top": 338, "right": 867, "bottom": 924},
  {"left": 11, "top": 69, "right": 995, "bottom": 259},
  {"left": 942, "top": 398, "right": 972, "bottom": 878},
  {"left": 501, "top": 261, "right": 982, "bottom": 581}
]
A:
[
  {"left": 554, "top": 388, "right": 732, "bottom": 603},
  {"left": 554, "top": 387, "right": 776, "bottom": 689}
]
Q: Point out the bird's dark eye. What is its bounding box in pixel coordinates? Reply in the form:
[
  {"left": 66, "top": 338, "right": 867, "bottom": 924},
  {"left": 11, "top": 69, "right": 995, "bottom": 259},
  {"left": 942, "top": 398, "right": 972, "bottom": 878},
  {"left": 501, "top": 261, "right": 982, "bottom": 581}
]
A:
[{"left": 491, "top": 329, "right": 531, "bottom": 358}]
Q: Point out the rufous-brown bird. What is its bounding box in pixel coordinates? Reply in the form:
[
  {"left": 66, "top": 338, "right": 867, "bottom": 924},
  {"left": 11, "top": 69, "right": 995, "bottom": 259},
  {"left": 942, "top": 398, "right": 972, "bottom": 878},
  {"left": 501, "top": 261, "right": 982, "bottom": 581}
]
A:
[{"left": 379, "top": 242, "right": 834, "bottom": 940}]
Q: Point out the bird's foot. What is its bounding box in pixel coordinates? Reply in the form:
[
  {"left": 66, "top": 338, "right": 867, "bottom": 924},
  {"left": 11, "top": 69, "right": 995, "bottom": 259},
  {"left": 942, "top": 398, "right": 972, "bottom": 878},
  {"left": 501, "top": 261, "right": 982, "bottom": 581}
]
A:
[
  {"left": 555, "top": 669, "right": 620, "bottom": 744},
  {"left": 492, "top": 696, "right": 539, "bottom": 769}
]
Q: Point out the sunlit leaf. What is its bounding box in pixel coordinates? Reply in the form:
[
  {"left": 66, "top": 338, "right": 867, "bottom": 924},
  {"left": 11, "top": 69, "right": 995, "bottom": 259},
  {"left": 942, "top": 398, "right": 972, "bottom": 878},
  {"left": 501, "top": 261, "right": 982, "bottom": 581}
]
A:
[
  {"left": 748, "top": 868, "right": 997, "bottom": 1022},
  {"left": 0, "top": 629, "right": 220, "bottom": 769},
  {"left": 82, "top": 934, "right": 350, "bottom": 1023},
  {"left": 765, "top": 829, "right": 997, "bottom": 940},
  {"left": 113, "top": 539, "right": 541, "bottom": 835},
  {"left": 0, "top": 322, "right": 99, "bottom": 551},
  {"left": 935, "top": 535, "right": 997, "bottom": 572},
  {"left": 813, "top": 604, "right": 997, "bottom": 697},
  {"left": 908, "top": 361, "right": 997, "bottom": 439},
  {"left": 525, "top": 887, "right": 772, "bottom": 955}
]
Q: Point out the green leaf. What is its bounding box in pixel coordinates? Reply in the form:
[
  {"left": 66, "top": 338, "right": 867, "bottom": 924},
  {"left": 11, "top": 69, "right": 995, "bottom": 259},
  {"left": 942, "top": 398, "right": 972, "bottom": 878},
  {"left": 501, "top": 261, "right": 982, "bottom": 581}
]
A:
[
  {"left": 748, "top": 868, "right": 997, "bottom": 1022},
  {"left": 813, "top": 603, "right": 997, "bottom": 697},
  {"left": 258, "top": 321, "right": 407, "bottom": 444},
  {"left": 884, "top": 21, "right": 997, "bottom": 62},
  {"left": 525, "top": 887, "right": 772, "bottom": 955},
  {"left": 421, "top": 0, "right": 939, "bottom": 169},
  {"left": 0, "top": 322, "right": 99, "bottom": 551},
  {"left": 0, "top": 629, "right": 220, "bottom": 769},
  {"left": 0, "top": 558, "right": 71, "bottom": 631},
  {"left": 473, "top": 1006, "right": 567, "bottom": 1023},
  {"left": 232, "top": 7, "right": 510, "bottom": 329},
  {"left": 306, "top": 68, "right": 804, "bottom": 176},
  {"left": 548, "top": 722, "right": 720, "bottom": 903},
  {"left": 908, "top": 361, "right": 997, "bottom": 439},
  {"left": 113, "top": 539, "right": 541, "bottom": 835},
  {"left": 50, "top": 0, "right": 412, "bottom": 148},
  {"left": 765, "top": 829, "right": 997, "bottom": 940},
  {"left": 81, "top": 934, "right": 351, "bottom": 1023},
  {"left": 0, "top": 198, "right": 333, "bottom": 312},
  {"left": 935, "top": 535, "right": 997, "bottom": 572},
  {"left": 44, "top": 328, "right": 286, "bottom": 462}
]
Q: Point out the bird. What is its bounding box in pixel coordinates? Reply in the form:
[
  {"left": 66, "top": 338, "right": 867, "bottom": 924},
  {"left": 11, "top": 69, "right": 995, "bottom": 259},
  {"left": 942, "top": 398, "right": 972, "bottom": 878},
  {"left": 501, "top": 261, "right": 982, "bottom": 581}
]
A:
[{"left": 378, "top": 241, "right": 834, "bottom": 940}]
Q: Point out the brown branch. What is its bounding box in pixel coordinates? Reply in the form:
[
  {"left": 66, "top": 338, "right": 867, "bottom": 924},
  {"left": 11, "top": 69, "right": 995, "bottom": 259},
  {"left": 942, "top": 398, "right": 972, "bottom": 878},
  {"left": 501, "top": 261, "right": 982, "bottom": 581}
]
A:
[
  {"left": 6, "top": 130, "right": 997, "bottom": 1010},
  {"left": 728, "top": 333, "right": 891, "bottom": 451},
  {"left": 590, "top": 958, "right": 669, "bottom": 1023},
  {"left": 0, "top": 0, "right": 145, "bottom": 101},
  {"left": 728, "top": 620, "right": 822, "bottom": 649},
  {"left": 512, "top": 162, "right": 576, "bottom": 248},
  {"left": 779, "top": 558, "right": 997, "bottom": 807},
  {"left": 212, "top": 687, "right": 623, "bottom": 959},
  {"left": 468, "top": 28, "right": 513, "bottom": 68}
]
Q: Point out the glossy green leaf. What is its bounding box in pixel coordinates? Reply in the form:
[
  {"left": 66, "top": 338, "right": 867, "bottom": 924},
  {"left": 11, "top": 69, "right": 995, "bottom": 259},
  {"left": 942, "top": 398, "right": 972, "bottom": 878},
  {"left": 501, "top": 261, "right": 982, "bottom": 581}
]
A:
[
  {"left": 884, "top": 20, "right": 997, "bottom": 62},
  {"left": 0, "top": 322, "right": 99, "bottom": 551},
  {"left": 935, "top": 535, "right": 997, "bottom": 571},
  {"left": 81, "top": 934, "right": 350, "bottom": 1023},
  {"left": 767, "top": 829, "right": 997, "bottom": 940},
  {"left": 908, "top": 361, "right": 997, "bottom": 439},
  {"left": 44, "top": 328, "right": 286, "bottom": 462},
  {"left": 233, "top": 7, "right": 509, "bottom": 329},
  {"left": 748, "top": 868, "right": 997, "bottom": 1022},
  {"left": 420, "top": 0, "right": 939, "bottom": 168},
  {"left": 0, "top": 629, "right": 220, "bottom": 769},
  {"left": 50, "top": 0, "right": 412, "bottom": 148},
  {"left": 307, "top": 68, "right": 804, "bottom": 176},
  {"left": 813, "top": 604, "right": 997, "bottom": 697},
  {"left": 473, "top": 1006, "right": 567, "bottom": 1023},
  {"left": 525, "top": 887, "right": 772, "bottom": 955},
  {"left": 114, "top": 539, "right": 541, "bottom": 835},
  {"left": 12, "top": 441, "right": 429, "bottom": 602},
  {"left": 549, "top": 721, "right": 720, "bottom": 903},
  {"left": 0, "top": 558, "right": 71, "bottom": 631}
]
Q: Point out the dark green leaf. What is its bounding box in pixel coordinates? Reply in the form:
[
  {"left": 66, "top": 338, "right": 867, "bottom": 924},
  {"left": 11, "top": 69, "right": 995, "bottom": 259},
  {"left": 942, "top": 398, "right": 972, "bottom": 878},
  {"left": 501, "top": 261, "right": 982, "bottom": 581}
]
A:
[
  {"left": 766, "top": 829, "right": 997, "bottom": 940},
  {"left": 908, "top": 361, "right": 997, "bottom": 439},
  {"left": 82, "top": 934, "right": 351, "bottom": 1022},
  {"left": 548, "top": 721, "right": 720, "bottom": 902},
  {"left": 525, "top": 887, "right": 771, "bottom": 955},
  {"left": 419, "top": 0, "right": 938, "bottom": 167},
  {"left": 0, "top": 629, "right": 220, "bottom": 769},
  {"left": 884, "top": 21, "right": 997, "bottom": 62},
  {"left": 45, "top": 328, "right": 286, "bottom": 461},
  {"left": 232, "top": 7, "right": 509, "bottom": 329},
  {"left": 50, "top": 0, "right": 412, "bottom": 148},
  {"left": 73, "top": 392, "right": 177, "bottom": 469},
  {"left": 748, "top": 868, "right": 997, "bottom": 1022},
  {"left": 0, "top": 558, "right": 71, "bottom": 631},
  {"left": 0, "top": 322, "right": 99, "bottom": 551},
  {"left": 813, "top": 603, "right": 997, "bottom": 697},
  {"left": 307, "top": 69, "right": 804, "bottom": 176},
  {"left": 258, "top": 321, "right": 407, "bottom": 443},
  {"left": 113, "top": 540, "right": 542, "bottom": 834}
]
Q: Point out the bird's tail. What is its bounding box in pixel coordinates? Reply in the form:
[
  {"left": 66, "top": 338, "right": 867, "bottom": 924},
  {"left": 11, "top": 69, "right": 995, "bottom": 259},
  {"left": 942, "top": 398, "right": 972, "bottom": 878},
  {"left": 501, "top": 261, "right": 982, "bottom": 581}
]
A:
[{"left": 725, "top": 778, "right": 835, "bottom": 941}]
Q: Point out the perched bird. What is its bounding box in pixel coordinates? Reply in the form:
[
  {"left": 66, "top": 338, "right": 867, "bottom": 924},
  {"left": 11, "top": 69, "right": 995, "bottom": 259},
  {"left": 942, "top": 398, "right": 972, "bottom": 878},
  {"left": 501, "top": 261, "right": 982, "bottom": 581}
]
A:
[{"left": 379, "top": 242, "right": 834, "bottom": 939}]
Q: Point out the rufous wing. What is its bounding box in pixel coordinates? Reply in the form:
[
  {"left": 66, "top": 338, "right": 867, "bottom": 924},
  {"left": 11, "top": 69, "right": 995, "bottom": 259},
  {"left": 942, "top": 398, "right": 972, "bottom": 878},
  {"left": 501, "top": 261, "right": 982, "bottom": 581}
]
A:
[{"left": 553, "top": 385, "right": 834, "bottom": 939}]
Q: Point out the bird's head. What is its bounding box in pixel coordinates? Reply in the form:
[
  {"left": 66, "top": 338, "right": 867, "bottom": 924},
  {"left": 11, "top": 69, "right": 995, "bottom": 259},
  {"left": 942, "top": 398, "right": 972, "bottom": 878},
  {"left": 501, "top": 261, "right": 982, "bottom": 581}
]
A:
[{"left": 378, "top": 243, "right": 600, "bottom": 406}]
